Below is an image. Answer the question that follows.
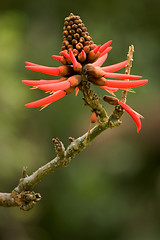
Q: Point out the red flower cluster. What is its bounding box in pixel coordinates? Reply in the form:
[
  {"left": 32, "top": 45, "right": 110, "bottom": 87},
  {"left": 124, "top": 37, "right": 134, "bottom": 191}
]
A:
[{"left": 23, "top": 13, "right": 148, "bottom": 132}]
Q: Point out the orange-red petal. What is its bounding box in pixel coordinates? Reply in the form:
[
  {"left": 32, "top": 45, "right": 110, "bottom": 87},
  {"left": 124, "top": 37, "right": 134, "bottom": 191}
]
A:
[
  {"left": 102, "top": 60, "right": 127, "bottom": 73},
  {"left": 118, "top": 100, "right": 142, "bottom": 133},
  {"left": 105, "top": 79, "right": 148, "bottom": 88},
  {"left": 25, "top": 90, "right": 66, "bottom": 108}
]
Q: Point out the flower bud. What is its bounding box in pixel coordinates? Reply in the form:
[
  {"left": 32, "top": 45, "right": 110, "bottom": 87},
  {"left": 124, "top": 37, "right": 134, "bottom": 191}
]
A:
[
  {"left": 68, "top": 75, "right": 82, "bottom": 87},
  {"left": 78, "top": 50, "right": 86, "bottom": 62},
  {"left": 59, "top": 66, "right": 74, "bottom": 76},
  {"left": 83, "top": 64, "right": 105, "bottom": 78},
  {"left": 103, "top": 95, "right": 119, "bottom": 105},
  {"left": 91, "top": 112, "right": 97, "bottom": 123},
  {"left": 87, "top": 50, "right": 101, "bottom": 63},
  {"left": 89, "top": 77, "right": 106, "bottom": 86}
]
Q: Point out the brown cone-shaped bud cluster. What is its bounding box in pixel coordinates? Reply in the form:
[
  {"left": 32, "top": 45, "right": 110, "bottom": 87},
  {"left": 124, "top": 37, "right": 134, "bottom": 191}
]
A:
[{"left": 62, "top": 13, "right": 96, "bottom": 64}]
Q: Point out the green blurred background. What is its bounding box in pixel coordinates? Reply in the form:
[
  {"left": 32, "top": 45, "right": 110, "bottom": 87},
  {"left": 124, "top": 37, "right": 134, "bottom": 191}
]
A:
[{"left": 0, "top": 0, "right": 160, "bottom": 239}]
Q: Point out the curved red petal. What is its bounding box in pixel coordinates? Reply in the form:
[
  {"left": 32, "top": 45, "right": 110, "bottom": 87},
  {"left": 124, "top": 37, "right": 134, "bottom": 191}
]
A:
[
  {"left": 105, "top": 79, "right": 148, "bottom": 88},
  {"left": 60, "top": 51, "right": 70, "bottom": 59},
  {"left": 25, "top": 90, "right": 66, "bottom": 108},
  {"left": 118, "top": 100, "right": 141, "bottom": 133},
  {"left": 38, "top": 80, "right": 71, "bottom": 91},
  {"left": 25, "top": 61, "right": 40, "bottom": 66},
  {"left": 75, "top": 87, "right": 79, "bottom": 96},
  {"left": 81, "top": 50, "right": 86, "bottom": 57},
  {"left": 22, "top": 79, "right": 63, "bottom": 86},
  {"left": 100, "top": 47, "right": 112, "bottom": 57},
  {"left": 25, "top": 65, "right": 60, "bottom": 76},
  {"left": 93, "top": 45, "right": 101, "bottom": 53},
  {"left": 99, "top": 40, "right": 112, "bottom": 53},
  {"left": 52, "top": 55, "right": 62, "bottom": 61},
  {"left": 92, "top": 53, "right": 108, "bottom": 67},
  {"left": 69, "top": 49, "right": 78, "bottom": 68},
  {"left": 102, "top": 60, "right": 128, "bottom": 73},
  {"left": 104, "top": 72, "right": 142, "bottom": 79},
  {"left": 100, "top": 86, "right": 118, "bottom": 95}
]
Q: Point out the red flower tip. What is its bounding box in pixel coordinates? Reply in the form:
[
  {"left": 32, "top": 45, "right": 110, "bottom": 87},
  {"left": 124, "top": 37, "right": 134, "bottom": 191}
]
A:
[
  {"left": 94, "top": 45, "right": 101, "bottom": 54},
  {"left": 105, "top": 79, "right": 148, "bottom": 89},
  {"left": 75, "top": 87, "right": 79, "bottom": 96},
  {"left": 25, "top": 90, "right": 66, "bottom": 108},
  {"left": 92, "top": 53, "right": 108, "bottom": 67},
  {"left": 100, "top": 46, "right": 112, "bottom": 57},
  {"left": 81, "top": 50, "right": 86, "bottom": 57},
  {"left": 69, "top": 49, "right": 82, "bottom": 72},
  {"left": 78, "top": 50, "right": 86, "bottom": 62},
  {"left": 26, "top": 64, "right": 73, "bottom": 77},
  {"left": 118, "top": 100, "right": 142, "bottom": 133},
  {"left": 25, "top": 61, "right": 39, "bottom": 66},
  {"left": 69, "top": 49, "right": 78, "bottom": 68},
  {"left": 99, "top": 40, "right": 112, "bottom": 53},
  {"left": 104, "top": 71, "right": 142, "bottom": 80},
  {"left": 25, "top": 65, "right": 60, "bottom": 76},
  {"left": 60, "top": 51, "right": 70, "bottom": 59},
  {"left": 22, "top": 78, "right": 67, "bottom": 87},
  {"left": 102, "top": 60, "right": 128, "bottom": 73},
  {"left": 52, "top": 55, "right": 62, "bottom": 61},
  {"left": 37, "top": 80, "right": 71, "bottom": 91},
  {"left": 100, "top": 86, "right": 118, "bottom": 95}
]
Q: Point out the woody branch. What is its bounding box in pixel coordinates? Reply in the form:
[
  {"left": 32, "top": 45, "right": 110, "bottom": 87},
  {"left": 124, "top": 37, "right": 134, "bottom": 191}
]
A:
[{"left": 0, "top": 46, "right": 134, "bottom": 211}]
